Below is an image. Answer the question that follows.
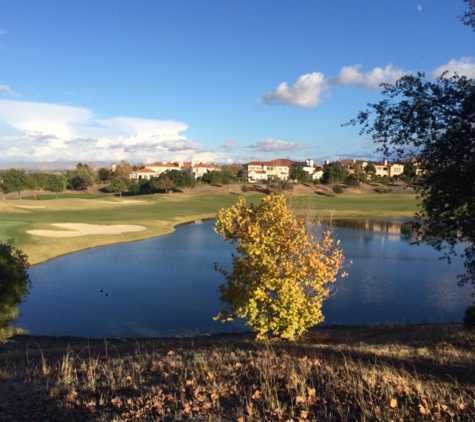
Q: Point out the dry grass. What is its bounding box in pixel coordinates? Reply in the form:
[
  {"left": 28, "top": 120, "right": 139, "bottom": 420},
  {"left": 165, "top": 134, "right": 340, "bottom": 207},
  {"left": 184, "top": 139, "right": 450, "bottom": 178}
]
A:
[{"left": 1, "top": 324, "right": 474, "bottom": 421}]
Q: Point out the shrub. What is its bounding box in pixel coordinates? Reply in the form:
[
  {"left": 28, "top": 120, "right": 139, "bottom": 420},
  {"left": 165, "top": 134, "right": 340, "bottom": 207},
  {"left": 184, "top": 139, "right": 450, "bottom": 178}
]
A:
[
  {"left": 374, "top": 187, "right": 391, "bottom": 194},
  {"left": 463, "top": 304, "right": 475, "bottom": 333},
  {"left": 333, "top": 185, "right": 344, "bottom": 194}
]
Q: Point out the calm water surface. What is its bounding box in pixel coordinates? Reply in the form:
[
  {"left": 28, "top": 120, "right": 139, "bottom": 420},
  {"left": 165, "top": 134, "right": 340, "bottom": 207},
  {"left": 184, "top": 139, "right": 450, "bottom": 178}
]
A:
[{"left": 15, "top": 219, "right": 472, "bottom": 338}]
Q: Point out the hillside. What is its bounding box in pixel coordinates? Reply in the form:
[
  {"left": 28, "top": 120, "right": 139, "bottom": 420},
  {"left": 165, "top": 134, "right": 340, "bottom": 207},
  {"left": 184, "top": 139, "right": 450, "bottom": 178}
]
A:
[{"left": 0, "top": 324, "right": 473, "bottom": 421}]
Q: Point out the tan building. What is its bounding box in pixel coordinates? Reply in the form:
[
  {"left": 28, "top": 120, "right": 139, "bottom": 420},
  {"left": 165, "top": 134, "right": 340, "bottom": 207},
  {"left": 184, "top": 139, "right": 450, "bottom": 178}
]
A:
[
  {"left": 182, "top": 161, "right": 221, "bottom": 180},
  {"left": 242, "top": 158, "right": 294, "bottom": 182},
  {"left": 374, "top": 159, "right": 404, "bottom": 177},
  {"left": 130, "top": 161, "right": 181, "bottom": 180},
  {"left": 130, "top": 160, "right": 221, "bottom": 181}
]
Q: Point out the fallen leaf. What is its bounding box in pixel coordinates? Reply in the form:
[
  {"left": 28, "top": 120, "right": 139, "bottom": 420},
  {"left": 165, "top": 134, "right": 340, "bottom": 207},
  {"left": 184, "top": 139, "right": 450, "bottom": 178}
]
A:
[
  {"left": 419, "top": 404, "right": 431, "bottom": 415},
  {"left": 246, "top": 402, "right": 253, "bottom": 416},
  {"left": 390, "top": 398, "right": 397, "bottom": 408}
]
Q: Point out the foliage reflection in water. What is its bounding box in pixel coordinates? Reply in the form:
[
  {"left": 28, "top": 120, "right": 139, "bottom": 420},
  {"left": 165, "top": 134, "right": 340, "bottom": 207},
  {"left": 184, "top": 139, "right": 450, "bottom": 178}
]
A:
[{"left": 15, "top": 219, "right": 472, "bottom": 338}]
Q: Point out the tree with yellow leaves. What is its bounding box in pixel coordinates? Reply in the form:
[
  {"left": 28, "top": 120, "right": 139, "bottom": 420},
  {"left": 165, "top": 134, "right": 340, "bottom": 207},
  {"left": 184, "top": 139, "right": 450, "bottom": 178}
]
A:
[{"left": 214, "top": 194, "right": 347, "bottom": 340}]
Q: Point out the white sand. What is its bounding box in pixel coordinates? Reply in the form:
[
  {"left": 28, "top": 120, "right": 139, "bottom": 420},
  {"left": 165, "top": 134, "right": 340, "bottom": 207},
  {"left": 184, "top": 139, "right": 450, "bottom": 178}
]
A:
[{"left": 27, "top": 223, "right": 147, "bottom": 238}]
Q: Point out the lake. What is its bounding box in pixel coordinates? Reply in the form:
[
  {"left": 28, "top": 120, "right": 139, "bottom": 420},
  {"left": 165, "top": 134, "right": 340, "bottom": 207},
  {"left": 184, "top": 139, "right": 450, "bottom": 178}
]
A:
[{"left": 15, "top": 219, "right": 472, "bottom": 338}]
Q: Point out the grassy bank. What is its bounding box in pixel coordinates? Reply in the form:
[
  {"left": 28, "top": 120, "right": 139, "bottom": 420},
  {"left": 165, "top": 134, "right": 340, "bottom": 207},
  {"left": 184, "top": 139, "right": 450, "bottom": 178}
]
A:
[
  {"left": 0, "top": 191, "right": 418, "bottom": 265},
  {"left": 1, "top": 324, "right": 473, "bottom": 421}
]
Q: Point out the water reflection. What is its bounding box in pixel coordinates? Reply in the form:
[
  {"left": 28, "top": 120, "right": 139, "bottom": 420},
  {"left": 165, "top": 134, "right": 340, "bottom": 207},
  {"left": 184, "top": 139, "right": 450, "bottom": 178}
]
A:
[
  {"left": 335, "top": 218, "right": 410, "bottom": 235},
  {"left": 15, "top": 220, "right": 472, "bottom": 337}
]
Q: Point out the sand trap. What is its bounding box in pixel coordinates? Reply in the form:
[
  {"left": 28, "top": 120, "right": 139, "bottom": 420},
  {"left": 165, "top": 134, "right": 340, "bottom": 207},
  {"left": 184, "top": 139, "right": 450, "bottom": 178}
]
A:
[
  {"left": 16, "top": 205, "right": 47, "bottom": 209},
  {"left": 27, "top": 223, "right": 147, "bottom": 237}
]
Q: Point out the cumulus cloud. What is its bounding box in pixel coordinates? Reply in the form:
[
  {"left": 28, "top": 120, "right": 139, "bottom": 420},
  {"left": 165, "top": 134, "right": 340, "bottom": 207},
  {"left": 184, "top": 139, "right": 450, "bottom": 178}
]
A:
[
  {"left": 258, "top": 72, "right": 328, "bottom": 108},
  {"left": 431, "top": 57, "right": 475, "bottom": 79},
  {"left": 330, "top": 64, "right": 408, "bottom": 90},
  {"left": 0, "top": 99, "right": 218, "bottom": 164},
  {"left": 0, "top": 85, "right": 20, "bottom": 97},
  {"left": 258, "top": 65, "right": 409, "bottom": 108},
  {"left": 248, "top": 138, "right": 309, "bottom": 152}
]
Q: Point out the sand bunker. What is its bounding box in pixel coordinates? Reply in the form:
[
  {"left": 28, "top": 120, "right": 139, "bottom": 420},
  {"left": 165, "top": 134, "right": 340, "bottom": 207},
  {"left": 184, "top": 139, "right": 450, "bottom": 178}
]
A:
[
  {"left": 27, "top": 223, "right": 147, "bottom": 237},
  {"left": 16, "top": 205, "right": 47, "bottom": 209}
]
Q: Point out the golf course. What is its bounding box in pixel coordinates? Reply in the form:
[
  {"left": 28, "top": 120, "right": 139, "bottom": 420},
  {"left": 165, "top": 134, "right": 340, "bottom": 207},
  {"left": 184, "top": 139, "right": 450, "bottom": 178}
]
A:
[{"left": 0, "top": 186, "right": 419, "bottom": 265}]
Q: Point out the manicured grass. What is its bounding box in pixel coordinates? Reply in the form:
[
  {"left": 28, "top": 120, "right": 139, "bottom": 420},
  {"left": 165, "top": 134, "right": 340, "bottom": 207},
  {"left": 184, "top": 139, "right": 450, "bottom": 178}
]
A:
[
  {"left": 1, "top": 192, "right": 419, "bottom": 265},
  {"left": 288, "top": 194, "right": 419, "bottom": 218}
]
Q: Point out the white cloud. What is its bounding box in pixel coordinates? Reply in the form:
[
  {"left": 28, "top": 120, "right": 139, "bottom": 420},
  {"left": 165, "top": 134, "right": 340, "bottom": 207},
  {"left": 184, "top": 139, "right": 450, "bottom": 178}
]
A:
[
  {"left": 258, "top": 65, "right": 409, "bottom": 109},
  {"left": 258, "top": 72, "right": 328, "bottom": 108},
  {"left": 431, "top": 57, "right": 475, "bottom": 79},
  {"left": 221, "top": 138, "right": 236, "bottom": 151},
  {"left": 417, "top": 5, "right": 422, "bottom": 11},
  {"left": 249, "top": 138, "right": 309, "bottom": 152},
  {"left": 0, "top": 29, "right": 6, "bottom": 35},
  {"left": 0, "top": 100, "right": 220, "bottom": 164},
  {"left": 0, "top": 85, "right": 20, "bottom": 97},
  {"left": 330, "top": 64, "right": 408, "bottom": 90}
]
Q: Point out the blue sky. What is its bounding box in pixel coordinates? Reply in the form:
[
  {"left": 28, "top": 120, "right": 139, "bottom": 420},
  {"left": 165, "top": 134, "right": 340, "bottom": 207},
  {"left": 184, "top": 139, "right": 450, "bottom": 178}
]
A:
[{"left": 0, "top": 0, "right": 473, "bottom": 166}]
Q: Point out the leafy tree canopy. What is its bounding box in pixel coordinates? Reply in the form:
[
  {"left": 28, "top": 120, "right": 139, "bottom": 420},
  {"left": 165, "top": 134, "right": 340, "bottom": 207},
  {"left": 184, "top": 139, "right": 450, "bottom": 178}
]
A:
[
  {"left": 202, "top": 170, "right": 233, "bottom": 185},
  {"left": 290, "top": 163, "right": 309, "bottom": 182},
  {"left": 150, "top": 175, "right": 175, "bottom": 194},
  {"left": 348, "top": 72, "right": 475, "bottom": 289},
  {"left": 214, "top": 194, "right": 347, "bottom": 340},
  {"left": 66, "top": 163, "right": 97, "bottom": 190},
  {"left": 0, "top": 169, "right": 33, "bottom": 199},
  {"left": 161, "top": 169, "right": 196, "bottom": 188},
  {"left": 0, "top": 240, "right": 31, "bottom": 343},
  {"left": 44, "top": 173, "right": 67, "bottom": 197},
  {"left": 98, "top": 167, "right": 111, "bottom": 182},
  {"left": 321, "top": 162, "right": 348, "bottom": 184},
  {"left": 108, "top": 177, "right": 128, "bottom": 197},
  {"left": 365, "top": 162, "right": 376, "bottom": 175}
]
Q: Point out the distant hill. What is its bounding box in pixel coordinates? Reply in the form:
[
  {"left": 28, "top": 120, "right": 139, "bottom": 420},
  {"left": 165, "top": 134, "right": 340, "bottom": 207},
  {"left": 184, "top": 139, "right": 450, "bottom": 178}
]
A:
[{"left": 0, "top": 161, "right": 113, "bottom": 171}]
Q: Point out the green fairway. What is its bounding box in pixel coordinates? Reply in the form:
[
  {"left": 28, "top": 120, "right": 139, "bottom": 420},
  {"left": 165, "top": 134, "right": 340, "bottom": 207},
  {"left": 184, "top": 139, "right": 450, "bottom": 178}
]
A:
[{"left": 1, "top": 192, "right": 418, "bottom": 265}]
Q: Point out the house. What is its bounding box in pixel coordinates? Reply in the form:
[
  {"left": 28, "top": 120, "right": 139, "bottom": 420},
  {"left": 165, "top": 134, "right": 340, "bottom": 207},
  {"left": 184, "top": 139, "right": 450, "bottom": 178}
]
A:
[
  {"left": 301, "top": 159, "right": 324, "bottom": 180},
  {"left": 401, "top": 157, "right": 424, "bottom": 176},
  {"left": 130, "top": 161, "right": 181, "bottom": 180},
  {"left": 242, "top": 158, "right": 324, "bottom": 182},
  {"left": 182, "top": 161, "right": 221, "bottom": 180},
  {"left": 374, "top": 159, "right": 404, "bottom": 177},
  {"left": 130, "top": 160, "right": 222, "bottom": 181},
  {"left": 242, "top": 158, "right": 295, "bottom": 182},
  {"left": 338, "top": 159, "right": 369, "bottom": 175}
]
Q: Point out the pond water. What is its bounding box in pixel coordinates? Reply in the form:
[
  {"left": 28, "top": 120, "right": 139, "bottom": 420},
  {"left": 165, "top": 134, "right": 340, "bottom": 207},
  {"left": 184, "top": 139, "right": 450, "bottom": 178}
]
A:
[{"left": 15, "top": 219, "right": 472, "bottom": 338}]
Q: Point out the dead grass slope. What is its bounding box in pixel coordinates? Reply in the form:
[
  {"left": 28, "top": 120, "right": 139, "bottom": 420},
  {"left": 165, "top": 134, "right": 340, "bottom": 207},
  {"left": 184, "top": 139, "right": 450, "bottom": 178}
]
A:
[{"left": 0, "top": 324, "right": 473, "bottom": 421}]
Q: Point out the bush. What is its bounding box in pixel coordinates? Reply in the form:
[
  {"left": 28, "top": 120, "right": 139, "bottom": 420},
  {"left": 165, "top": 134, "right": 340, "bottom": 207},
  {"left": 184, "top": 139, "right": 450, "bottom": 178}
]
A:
[
  {"left": 333, "top": 185, "right": 344, "bottom": 194},
  {"left": 463, "top": 305, "right": 475, "bottom": 333},
  {"left": 0, "top": 240, "right": 31, "bottom": 344}
]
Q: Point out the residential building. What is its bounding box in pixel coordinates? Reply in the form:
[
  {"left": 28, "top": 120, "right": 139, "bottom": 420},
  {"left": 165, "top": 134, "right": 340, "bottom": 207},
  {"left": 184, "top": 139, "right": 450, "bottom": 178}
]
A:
[
  {"left": 182, "top": 161, "right": 221, "bottom": 180},
  {"left": 374, "top": 159, "right": 404, "bottom": 177},
  {"left": 242, "top": 158, "right": 294, "bottom": 182},
  {"left": 130, "top": 160, "right": 221, "bottom": 181}
]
